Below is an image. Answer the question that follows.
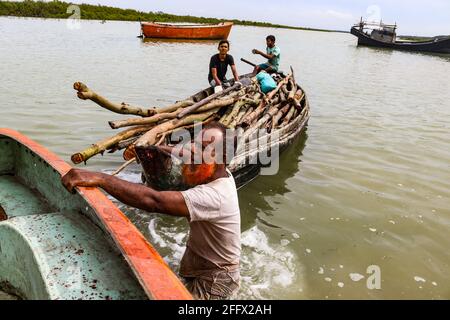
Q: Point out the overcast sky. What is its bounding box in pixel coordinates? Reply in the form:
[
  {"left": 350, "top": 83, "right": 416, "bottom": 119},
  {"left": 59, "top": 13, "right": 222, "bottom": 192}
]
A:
[{"left": 64, "top": 0, "right": 449, "bottom": 36}]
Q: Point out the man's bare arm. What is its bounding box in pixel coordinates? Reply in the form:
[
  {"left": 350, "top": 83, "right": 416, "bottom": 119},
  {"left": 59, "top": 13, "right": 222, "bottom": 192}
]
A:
[
  {"left": 231, "top": 64, "right": 239, "bottom": 81},
  {"left": 62, "top": 169, "right": 190, "bottom": 218},
  {"left": 211, "top": 67, "right": 221, "bottom": 85},
  {"left": 252, "top": 49, "right": 273, "bottom": 60}
]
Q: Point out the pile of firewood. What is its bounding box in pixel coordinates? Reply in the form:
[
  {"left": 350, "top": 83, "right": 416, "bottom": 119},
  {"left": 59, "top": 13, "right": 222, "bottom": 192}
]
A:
[{"left": 70, "top": 71, "right": 304, "bottom": 174}]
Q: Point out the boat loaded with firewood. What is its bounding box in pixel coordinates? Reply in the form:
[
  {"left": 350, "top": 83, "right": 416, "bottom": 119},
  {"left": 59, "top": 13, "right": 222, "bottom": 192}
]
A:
[
  {"left": 0, "top": 128, "right": 192, "bottom": 300},
  {"left": 140, "top": 21, "right": 233, "bottom": 40},
  {"left": 70, "top": 68, "right": 310, "bottom": 190},
  {"left": 351, "top": 19, "right": 450, "bottom": 54}
]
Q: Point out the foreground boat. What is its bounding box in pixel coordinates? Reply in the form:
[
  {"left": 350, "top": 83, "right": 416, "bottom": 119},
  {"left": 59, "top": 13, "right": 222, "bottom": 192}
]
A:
[
  {"left": 136, "top": 74, "right": 310, "bottom": 190},
  {"left": 351, "top": 20, "right": 450, "bottom": 54},
  {"left": 0, "top": 129, "right": 192, "bottom": 300},
  {"left": 140, "top": 21, "right": 232, "bottom": 40}
]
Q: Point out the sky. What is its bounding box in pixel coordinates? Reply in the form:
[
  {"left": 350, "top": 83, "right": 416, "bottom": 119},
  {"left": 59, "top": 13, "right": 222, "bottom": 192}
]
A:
[{"left": 58, "top": 0, "right": 450, "bottom": 36}]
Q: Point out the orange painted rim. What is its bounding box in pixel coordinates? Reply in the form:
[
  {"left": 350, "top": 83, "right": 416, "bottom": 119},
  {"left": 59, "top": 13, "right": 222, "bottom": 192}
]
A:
[
  {"left": 141, "top": 22, "right": 232, "bottom": 40},
  {"left": 0, "top": 128, "right": 192, "bottom": 300}
]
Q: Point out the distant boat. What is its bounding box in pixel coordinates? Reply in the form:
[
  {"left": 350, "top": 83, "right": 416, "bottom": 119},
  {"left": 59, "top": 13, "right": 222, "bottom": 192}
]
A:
[
  {"left": 350, "top": 18, "right": 450, "bottom": 54},
  {"left": 140, "top": 21, "right": 233, "bottom": 40}
]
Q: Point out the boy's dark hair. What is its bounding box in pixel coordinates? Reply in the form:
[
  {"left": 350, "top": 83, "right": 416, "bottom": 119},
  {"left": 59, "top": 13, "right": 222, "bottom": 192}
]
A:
[
  {"left": 266, "top": 35, "right": 276, "bottom": 42},
  {"left": 218, "top": 40, "right": 230, "bottom": 48},
  {"left": 202, "top": 121, "right": 238, "bottom": 165}
]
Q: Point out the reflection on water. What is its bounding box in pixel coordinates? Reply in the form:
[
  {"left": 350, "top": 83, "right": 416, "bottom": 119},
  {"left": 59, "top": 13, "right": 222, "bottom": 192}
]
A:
[
  {"left": 354, "top": 44, "right": 450, "bottom": 62},
  {"left": 239, "top": 131, "right": 308, "bottom": 228}
]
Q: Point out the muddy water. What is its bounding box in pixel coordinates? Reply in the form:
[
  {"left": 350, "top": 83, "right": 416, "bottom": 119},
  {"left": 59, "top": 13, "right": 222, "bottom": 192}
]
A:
[{"left": 1, "top": 17, "right": 449, "bottom": 299}]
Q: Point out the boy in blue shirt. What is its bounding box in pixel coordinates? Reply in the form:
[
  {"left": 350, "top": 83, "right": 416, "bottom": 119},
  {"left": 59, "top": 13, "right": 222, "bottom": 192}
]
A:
[{"left": 252, "top": 35, "right": 281, "bottom": 75}]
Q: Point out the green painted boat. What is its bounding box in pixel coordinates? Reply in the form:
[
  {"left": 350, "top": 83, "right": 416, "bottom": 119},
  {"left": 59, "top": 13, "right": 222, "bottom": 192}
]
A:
[{"left": 0, "top": 128, "right": 192, "bottom": 300}]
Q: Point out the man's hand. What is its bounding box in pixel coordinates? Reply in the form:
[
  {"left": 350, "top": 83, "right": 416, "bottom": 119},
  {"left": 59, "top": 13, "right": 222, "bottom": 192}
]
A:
[
  {"left": 252, "top": 49, "right": 260, "bottom": 54},
  {"left": 61, "top": 168, "right": 103, "bottom": 193}
]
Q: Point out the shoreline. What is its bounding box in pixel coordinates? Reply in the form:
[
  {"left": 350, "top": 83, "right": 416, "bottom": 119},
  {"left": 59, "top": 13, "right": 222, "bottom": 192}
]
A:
[{"left": 0, "top": 1, "right": 347, "bottom": 34}]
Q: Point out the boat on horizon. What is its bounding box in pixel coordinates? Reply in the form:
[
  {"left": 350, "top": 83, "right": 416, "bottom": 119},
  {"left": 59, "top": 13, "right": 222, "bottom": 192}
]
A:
[
  {"left": 350, "top": 18, "right": 450, "bottom": 54},
  {"left": 140, "top": 21, "right": 233, "bottom": 40}
]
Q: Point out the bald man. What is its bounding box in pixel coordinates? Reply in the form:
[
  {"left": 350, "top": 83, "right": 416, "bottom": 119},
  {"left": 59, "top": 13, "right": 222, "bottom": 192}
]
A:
[{"left": 62, "top": 121, "right": 241, "bottom": 300}]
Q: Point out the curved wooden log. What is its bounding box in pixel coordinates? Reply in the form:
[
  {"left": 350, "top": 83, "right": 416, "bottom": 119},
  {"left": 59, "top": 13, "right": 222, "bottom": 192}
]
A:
[
  {"left": 109, "top": 109, "right": 182, "bottom": 129},
  {"left": 271, "top": 104, "right": 291, "bottom": 130},
  {"left": 230, "top": 105, "right": 251, "bottom": 128},
  {"left": 281, "top": 105, "right": 296, "bottom": 126},
  {"left": 177, "top": 80, "right": 248, "bottom": 118},
  {"left": 287, "top": 79, "right": 297, "bottom": 102},
  {"left": 292, "top": 89, "right": 304, "bottom": 109},
  {"left": 71, "top": 125, "right": 152, "bottom": 164},
  {"left": 155, "top": 100, "right": 194, "bottom": 114},
  {"left": 135, "top": 108, "right": 221, "bottom": 149},
  {"left": 73, "top": 82, "right": 157, "bottom": 117}
]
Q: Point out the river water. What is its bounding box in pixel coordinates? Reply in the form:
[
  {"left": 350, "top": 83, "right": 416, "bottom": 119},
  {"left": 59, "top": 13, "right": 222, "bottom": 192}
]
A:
[{"left": 1, "top": 17, "right": 449, "bottom": 299}]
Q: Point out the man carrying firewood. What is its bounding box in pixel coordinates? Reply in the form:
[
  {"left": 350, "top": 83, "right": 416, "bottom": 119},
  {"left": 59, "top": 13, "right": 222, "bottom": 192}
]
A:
[
  {"left": 252, "top": 35, "right": 281, "bottom": 75},
  {"left": 208, "top": 40, "right": 241, "bottom": 92},
  {"left": 62, "top": 121, "right": 241, "bottom": 300}
]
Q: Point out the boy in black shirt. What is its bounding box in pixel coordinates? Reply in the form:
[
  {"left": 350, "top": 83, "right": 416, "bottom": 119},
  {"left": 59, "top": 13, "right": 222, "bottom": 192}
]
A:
[{"left": 208, "top": 40, "right": 240, "bottom": 91}]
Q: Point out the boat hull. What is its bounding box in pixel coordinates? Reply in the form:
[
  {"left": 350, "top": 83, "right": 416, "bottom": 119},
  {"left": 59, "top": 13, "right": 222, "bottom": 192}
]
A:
[
  {"left": 351, "top": 27, "right": 450, "bottom": 54},
  {"left": 0, "top": 129, "right": 192, "bottom": 300},
  {"left": 136, "top": 75, "right": 310, "bottom": 191},
  {"left": 141, "top": 22, "right": 232, "bottom": 40}
]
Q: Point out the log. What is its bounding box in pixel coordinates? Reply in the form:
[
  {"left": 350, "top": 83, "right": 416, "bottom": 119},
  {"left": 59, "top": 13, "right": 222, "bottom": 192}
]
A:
[
  {"left": 240, "top": 74, "right": 291, "bottom": 127},
  {"left": 71, "top": 125, "right": 153, "bottom": 164},
  {"left": 161, "top": 115, "right": 218, "bottom": 141},
  {"left": 177, "top": 81, "right": 245, "bottom": 118},
  {"left": 221, "top": 95, "right": 261, "bottom": 127},
  {"left": 281, "top": 105, "right": 296, "bottom": 126},
  {"left": 279, "top": 89, "right": 287, "bottom": 103},
  {"left": 230, "top": 105, "right": 253, "bottom": 128},
  {"left": 73, "top": 82, "right": 156, "bottom": 117},
  {"left": 110, "top": 95, "right": 238, "bottom": 129},
  {"left": 292, "top": 89, "right": 304, "bottom": 109},
  {"left": 135, "top": 108, "right": 221, "bottom": 149},
  {"left": 117, "top": 136, "right": 140, "bottom": 149},
  {"left": 242, "top": 103, "right": 281, "bottom": 140},
  {"left": 287, "top": 79, "right": 297, "bottom": 101},
  {"left": 155, "top": 99, "right": 194, "bottom": 114},
  {"left": 109, "top": 108, "right": 182, "bottom": 129},
  {"left": 107, "top": 136, "right": 138, "bottom": 154},
  {"left": 271, "top": 104, "right": 291, "bottom": 130}
]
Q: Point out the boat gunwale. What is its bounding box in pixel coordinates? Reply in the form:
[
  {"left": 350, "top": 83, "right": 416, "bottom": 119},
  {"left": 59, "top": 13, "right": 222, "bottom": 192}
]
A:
[
  {"left": 141, "top": 21, "right": 233, "bottom": 29},
  {"left": 0, "top": 128, "right": 192, "bottom": 300}
]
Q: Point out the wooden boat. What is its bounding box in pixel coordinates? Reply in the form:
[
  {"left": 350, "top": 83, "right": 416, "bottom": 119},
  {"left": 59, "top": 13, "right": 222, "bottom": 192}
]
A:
[
  {"left": 136, "top": 74, "right": 310, "bottom": 191},
  {"left": 140, "top": 21, "right": 232, "bottom": 40},
  {"left": 0, "top": 128, "right": 192, "bottom": 300},
  {"left": 351, "top": 19, "right": 450, "bottom": 54}
]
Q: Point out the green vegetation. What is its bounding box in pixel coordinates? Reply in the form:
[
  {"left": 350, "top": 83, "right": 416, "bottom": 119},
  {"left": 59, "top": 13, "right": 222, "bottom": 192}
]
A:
[{"left": 0, "top": 0, "right": 343, "bottom": 33}]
